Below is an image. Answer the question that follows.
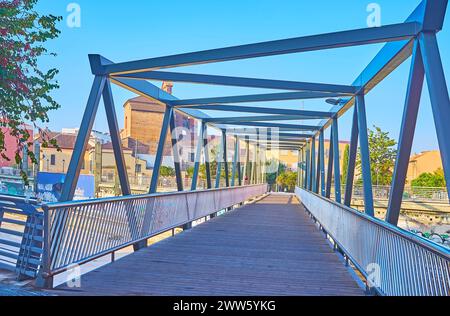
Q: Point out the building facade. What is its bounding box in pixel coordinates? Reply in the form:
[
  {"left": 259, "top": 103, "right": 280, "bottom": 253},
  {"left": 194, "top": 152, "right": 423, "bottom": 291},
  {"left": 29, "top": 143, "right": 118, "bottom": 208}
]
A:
[{"left": 407, "top": 150, "right": 443, "bottom": 184}]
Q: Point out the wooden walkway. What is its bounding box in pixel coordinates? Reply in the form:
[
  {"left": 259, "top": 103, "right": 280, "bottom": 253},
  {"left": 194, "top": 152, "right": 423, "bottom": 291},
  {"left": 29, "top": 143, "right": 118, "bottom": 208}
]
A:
[{"left": 52, "top": 194, "right": 364, "bottom": 296}]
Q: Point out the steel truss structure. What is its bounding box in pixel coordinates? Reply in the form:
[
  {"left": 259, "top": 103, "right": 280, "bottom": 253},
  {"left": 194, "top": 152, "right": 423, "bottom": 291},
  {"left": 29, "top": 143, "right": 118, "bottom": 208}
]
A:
[{"left": 63, "top": 0, "right": 449, "bottom": 227}]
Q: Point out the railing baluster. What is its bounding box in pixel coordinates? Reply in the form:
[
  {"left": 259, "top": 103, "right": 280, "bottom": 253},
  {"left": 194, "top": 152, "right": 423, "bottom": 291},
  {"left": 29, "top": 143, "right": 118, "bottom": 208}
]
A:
[
  {"left": 296, "top": 187, "right": 450, "bottom": 296},
  {"left": 38, "top": 184, "right": 267, "bottom": 287}
]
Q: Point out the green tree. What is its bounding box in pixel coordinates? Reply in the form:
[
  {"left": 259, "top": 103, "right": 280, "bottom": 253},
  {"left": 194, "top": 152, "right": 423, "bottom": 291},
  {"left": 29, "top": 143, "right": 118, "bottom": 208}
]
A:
[
  {"left": 357, "top": 126, "right": 397, "bottom": 186},
  {"left": 186, "top": 164, "right": 208, "bottom": 180},
  {"left": 0, "top": 0, "right": 62, "bottom": 182},
  {"left": 265, "top": 159, "right": 286, "bottom": 185},
  {"left": 276, "top": 171, "right": 297, "bottom": 192},
  {"left": 160, "top": 166, "right": 175, "bottom": 177},
  {"left": 341, "top": 144, "right": 349, "bottom": 184},
  {"left": 411, "top": 168, "right": 446, "bottom": 188}
]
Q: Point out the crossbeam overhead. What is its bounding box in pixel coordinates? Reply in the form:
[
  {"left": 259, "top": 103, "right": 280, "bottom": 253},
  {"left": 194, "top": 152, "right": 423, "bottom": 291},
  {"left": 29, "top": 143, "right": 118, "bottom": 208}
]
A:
[
  {"left": 185, "top": 105, "right": 334, "bottom": 117},
  {"left": 171, "top": 91, "right": 351, "bottom": 107},
  {"left": 222, "top": 122, "right": 320, "bottom": 131},
  {"left": 204, "top": 115, "right": 324, "bottom": 123},
  {"left": 112, "top": 71, "right": 358, "bottom": 93},
  {"left": 99, "top": 22, "right": 421, "bottom": 74}
]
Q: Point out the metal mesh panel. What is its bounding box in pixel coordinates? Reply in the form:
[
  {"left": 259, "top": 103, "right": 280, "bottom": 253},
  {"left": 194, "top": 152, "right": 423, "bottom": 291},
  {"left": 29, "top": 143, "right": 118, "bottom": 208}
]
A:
[
  {"left": 43, "top": 184, "right": 267, "bottom": 274},
  {"left": 296, "top": 187, "right": 450, "bottom": 296}
]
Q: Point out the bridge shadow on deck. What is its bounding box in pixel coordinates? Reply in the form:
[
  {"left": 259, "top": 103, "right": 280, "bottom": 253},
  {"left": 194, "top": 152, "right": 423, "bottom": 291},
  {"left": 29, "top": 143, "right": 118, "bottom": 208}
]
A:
[{"left": 52, "top": 194, "right": 364, "bottom": 296}]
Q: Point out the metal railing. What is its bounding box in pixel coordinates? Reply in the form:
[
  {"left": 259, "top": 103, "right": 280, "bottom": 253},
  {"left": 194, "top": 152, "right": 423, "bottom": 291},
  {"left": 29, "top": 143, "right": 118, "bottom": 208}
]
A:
[
  {"left": 38, "top": 184, "right": 267, "bottom": 287},
  {"left": 296, "top": 187, "right": 450, "bottom": 296},
  {"left": 330, "top": 185, "right": 449, "bottom": 203},
  {"left": 0, "top": 194, "right": 43, "bottom": 278}
]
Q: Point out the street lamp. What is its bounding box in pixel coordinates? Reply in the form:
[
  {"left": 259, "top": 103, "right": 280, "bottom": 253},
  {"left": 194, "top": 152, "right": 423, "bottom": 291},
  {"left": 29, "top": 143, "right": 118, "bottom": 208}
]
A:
[{"left": 325, "top": 98, "right": 344, "bottom": 106}]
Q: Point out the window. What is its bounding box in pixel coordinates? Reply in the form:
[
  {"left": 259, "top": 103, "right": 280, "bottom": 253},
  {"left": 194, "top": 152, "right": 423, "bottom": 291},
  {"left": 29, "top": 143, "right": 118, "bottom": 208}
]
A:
[
  {"left": 135, "top": 164, "right": 142, "bottom": 173},
  {"left": 190, "top": 153, "right": 195, "bottom": 163},
  {"left": 50, "top": 154, "right": 56, "bottom": 166}
]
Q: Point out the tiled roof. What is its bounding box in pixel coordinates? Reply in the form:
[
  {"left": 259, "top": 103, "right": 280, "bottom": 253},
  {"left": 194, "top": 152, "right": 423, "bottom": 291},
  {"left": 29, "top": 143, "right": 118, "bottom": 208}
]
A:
[
  {"left": 101, "top": 142, "right": 131, "bottom": 151},
  {"left": 37, "top": 132, "right": 92, "bottom": 150}
]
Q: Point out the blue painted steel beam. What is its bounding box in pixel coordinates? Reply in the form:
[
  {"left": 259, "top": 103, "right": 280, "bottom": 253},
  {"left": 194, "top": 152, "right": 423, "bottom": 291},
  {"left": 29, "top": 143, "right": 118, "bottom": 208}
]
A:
[
  {"left": 110, "top": 77, "right": 175, "bottom": 104},
  {"left": 315, "top": 136, "right": 321, "bottom": 194},
  {"left": 317, "top": 0, "right": 445, "bottom": 132},
  {"left": 171, "top": 91, "right": 351, "bottom": 106},
  {"left": 204, "top": 114, "right": 327, "bottom": 123},
  {"left": 332, "top": 118, "right": 341, "bottom": 203},
  {"left": 231, "top": 136, "right": 239, "bottom": 187},
  {"left": 102, "top": 79, "right": 131, "bottom": 196},
  {"left": 242, "top": 137, "right": 249, "bottom": 185},
  {"left": 386, "top": 41, "right": 424, "bottom": 225},
  {"left": 60, "top": 76, "right": 106, "bottom": 201},
  {"left": 215, "top": 135, "right": 224, "bottom": 188},
  {"left": 308, "top": 140, "right": 313, "bottom": 191},
  {"left": 419, "top": 31, "right": 450, "bottom": 201},
  {"left": 100, "top": 22, "right": 420, "bottom": 74},
  {"left": 191, "top": 120, "right": 204, "bottom": 190},
  {"left": 149, "top": 107, "right": 173, "bottom": 193},
  {"left": 344, "top": 106, "right": 359, "bottom": 207},
  {"left": 226, "top": 130, "right": 314, "bottom": 138},
  {"left": 311, "top": 137, "right": 317, "bottom": 192},
  {"left": 416, "top": 0, "right": 448, "bottom": 31},
  {"left": 355, "top": 94, "right": 374, "bottom": 216},
  {"left": 318, "top": 0, "right": 448, "bottom": 132},
  {"left": 184, "top": 105, "right": 334, "bottom": 117},
  {"left": 237, "top": 138, "right": 242, "bottom": 186},
  {"left": 319, "top": 131, "right": 326, "bottom": 196},
  {"left": 169, "top": 113, "right": 184, "bottom": 191},
  {"left": 305, "top": 142, "right": 311, "bottom": 190},
  {"left": 113, "top": 70, "right": 357, "bottom": 93},
  {"left": 220, "top": 122, "right": 319, "bottom": 130},
  {"left": 202, "top": 122, "right": 212, "bottom": 189},
  {"left": 222, "top": 130, "right": 230, "bottom": 187}
]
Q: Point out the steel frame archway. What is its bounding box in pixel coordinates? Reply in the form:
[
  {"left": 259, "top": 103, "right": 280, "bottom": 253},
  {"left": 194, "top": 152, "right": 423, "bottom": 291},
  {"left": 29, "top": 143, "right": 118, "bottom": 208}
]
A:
[{"left": 62, "top": 0, "right": 449, "bottom": 229}]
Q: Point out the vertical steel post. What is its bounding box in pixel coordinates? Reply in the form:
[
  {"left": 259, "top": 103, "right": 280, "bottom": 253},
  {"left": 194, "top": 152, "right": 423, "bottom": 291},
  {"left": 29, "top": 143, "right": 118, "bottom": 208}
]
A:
[
  {"left": 231, "top": 135, "right": 239, "bottom": 186},
  {"left": 169, "top": 113, "right": 184, "bottom": 192},
  {"left": 311, "top": 136, "right": 317, "bottom": 192},
  {"left": 202, "top": 123, "right": 212, "bottom": 189},
  {"left": 237, "top": 138, "right": 242, "bottom": 186},
  {"left": 419, "top": 32, "right": 450, "bottom": 201},
  {"left": 222, "top": 130, "right": 230, "bottom": 187},
  {"left": 244, "top": 137, "right": 250, "bottom": 185},
  {"left": 386, "top": 41, "right": 425, "bottom": 225},
  {"left": 326, "top": 128, "right": 334, "bottom": 198},
  {"left": 344, "top": 106, "right": 359, "bottom": 206},
  {"left": 104, "top": 79, "right": 142, "bottom": 250},
  {"left": 319, "top": 131, "right": 326, "bottom": 196},
  {"left": 297, "top": 149, "right": 301, "bottom": 187},
  {"left": 103, "top": 79, "right": 131, "bottom": 196},
  {"left": 302, "top": 143, "right": 308, "bottom": 190},
  {"left": 315, "top": 135, "right": 321, "bottom": 194},
  {"left": 60, "top": 76, "right": 106, "bottom": 201},
  {"left": 305, "top": 141, "right": 311, "bottom": 191},
  {"left": 215, "top": 133, "right": 224, "bottom": 188},
  {"left": 149, "top": 106, "right": 173, "bottom": 194},
  {"left": 191, "top": 120, "right": 204, "bottom": 190},
  {"left": 332, "top": 118, "right": 341, "bottom": 203},
  {"left": 355, "top": 94, "right": 374, "bottom": 216}
]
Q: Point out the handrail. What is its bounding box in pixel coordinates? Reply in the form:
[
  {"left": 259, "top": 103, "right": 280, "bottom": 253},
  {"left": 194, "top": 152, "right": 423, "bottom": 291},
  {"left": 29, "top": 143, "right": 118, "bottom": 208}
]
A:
[
  {"left": 296, "top": 187, "right": 450, "bottom": 296},
  {"left": 43, "top": 183, "right": 265, "bottom": 209},
  {"left": 37, "top": 184, "right": 268, "bottom": 287}
]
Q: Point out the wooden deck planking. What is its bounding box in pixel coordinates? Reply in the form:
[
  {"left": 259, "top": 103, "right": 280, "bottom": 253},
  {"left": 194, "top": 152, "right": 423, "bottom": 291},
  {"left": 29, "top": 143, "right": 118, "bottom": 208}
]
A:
[{"left": 52, "top": 194, "right": 364, "bottom": 296}]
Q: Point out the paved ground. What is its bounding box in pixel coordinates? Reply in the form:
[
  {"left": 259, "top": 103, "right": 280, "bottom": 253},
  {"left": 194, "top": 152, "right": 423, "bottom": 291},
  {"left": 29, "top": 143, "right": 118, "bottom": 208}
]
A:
[{"left": 51, "top": 194, "right": 364, "bottom": 296}]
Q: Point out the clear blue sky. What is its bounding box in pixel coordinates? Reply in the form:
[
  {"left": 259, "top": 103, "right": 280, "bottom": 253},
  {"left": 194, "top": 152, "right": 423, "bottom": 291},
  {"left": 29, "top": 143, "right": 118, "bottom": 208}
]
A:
[{"left": 35, "top": 0, "right": 449, "bottom": 154}]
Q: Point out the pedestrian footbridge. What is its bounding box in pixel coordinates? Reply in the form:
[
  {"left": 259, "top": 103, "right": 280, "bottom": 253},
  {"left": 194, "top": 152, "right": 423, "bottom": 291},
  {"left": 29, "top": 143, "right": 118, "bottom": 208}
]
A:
[{"left": 0, "top": 0, "right": 450, "bottom": 296}]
